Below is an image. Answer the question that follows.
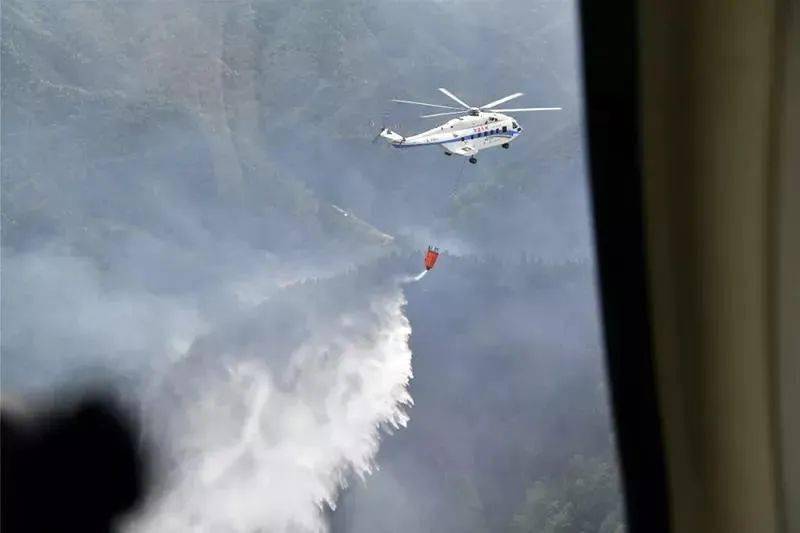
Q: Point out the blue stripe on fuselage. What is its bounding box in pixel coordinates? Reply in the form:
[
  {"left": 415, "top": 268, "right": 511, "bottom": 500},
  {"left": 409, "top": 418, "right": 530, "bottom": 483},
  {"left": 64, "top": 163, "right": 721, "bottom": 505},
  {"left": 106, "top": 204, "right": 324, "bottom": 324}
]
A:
[{"left": 392, "top": 130, "right": 520, "bottom": 148}]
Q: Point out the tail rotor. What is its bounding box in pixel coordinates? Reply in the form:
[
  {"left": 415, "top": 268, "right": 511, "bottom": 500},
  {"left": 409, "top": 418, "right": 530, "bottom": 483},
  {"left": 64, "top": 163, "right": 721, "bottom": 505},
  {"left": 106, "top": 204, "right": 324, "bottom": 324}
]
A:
[{"left": 371, "top": 113, "right": 396, "bottom": 144}]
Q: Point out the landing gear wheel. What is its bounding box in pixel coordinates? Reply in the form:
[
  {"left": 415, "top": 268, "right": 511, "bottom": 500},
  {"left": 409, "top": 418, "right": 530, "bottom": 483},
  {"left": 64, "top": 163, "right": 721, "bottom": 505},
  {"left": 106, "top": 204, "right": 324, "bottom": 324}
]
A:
[
  {"left": 444, "top": 151, "right": 452, "bottom": 156},
  {"left": 469, "top": 157, "right": 477, "bottom": 164},
  {"left": 502, "top": 143, "right": 510, "bottom": 149}
]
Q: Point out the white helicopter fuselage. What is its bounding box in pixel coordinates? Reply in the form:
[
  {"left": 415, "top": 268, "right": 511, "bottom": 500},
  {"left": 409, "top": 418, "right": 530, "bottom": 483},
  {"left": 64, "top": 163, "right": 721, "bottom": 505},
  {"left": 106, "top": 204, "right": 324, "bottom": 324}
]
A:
[{"left": 379, "top": 112, "right": 523, "bottom": 158}]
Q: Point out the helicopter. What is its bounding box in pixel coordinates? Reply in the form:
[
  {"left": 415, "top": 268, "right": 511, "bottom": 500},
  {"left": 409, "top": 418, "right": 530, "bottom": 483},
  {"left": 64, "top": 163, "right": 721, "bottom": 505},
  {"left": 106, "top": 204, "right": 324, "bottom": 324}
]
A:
[{"left": 375, "top": 88, "right": 560, "bottom": 164}]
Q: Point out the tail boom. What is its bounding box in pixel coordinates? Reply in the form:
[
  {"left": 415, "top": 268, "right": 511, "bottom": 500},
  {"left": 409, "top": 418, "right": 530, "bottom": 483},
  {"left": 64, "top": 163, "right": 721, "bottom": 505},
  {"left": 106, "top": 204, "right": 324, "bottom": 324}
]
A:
[{"left": 378, "top": 128, "right": 405, "bottom": 145}]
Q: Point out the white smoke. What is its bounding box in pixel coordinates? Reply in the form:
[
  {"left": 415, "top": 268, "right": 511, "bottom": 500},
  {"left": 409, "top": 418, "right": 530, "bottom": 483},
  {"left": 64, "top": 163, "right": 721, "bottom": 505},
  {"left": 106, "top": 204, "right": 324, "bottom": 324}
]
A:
[
  {"left": 1, "top": 249, "right": 207, "bottom": 391},
  {"left": 126, "top": 276, "right": 414, "bottom": 533}
]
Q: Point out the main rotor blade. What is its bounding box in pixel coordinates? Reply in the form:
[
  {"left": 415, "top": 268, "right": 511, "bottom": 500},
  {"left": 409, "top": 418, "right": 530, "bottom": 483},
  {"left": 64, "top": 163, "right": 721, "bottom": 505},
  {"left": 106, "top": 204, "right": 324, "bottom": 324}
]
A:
[
  {"left": 391, "top": 99, "right": 459, "bottom": 110},
  {"left": 492, "top": 107, "right": 562, "bottom": 112},
  {"left": 481, "top": 92, "right": 524, "bottom": 109},
  {"left": 438, "top": 88, "right": 471, "bottom": 109},
  {"left": 420, "top": 110, "right": 466, "bottom": 118}
]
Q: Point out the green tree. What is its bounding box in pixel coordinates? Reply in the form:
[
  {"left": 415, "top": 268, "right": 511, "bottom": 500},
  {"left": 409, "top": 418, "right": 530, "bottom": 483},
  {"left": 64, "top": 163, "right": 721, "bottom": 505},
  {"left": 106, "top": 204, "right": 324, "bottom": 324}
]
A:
[{"left": 509, "top": 455, "right": 626, "bottom": 533}]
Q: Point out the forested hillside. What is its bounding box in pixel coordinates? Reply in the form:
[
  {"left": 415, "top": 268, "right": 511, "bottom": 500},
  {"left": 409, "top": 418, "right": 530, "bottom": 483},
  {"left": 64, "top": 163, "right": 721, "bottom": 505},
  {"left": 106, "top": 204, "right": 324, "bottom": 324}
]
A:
[
  {"left": 2, "top": 1, "right": 623, "bottom": 531},
  {"left": 329, "top": 254, "right": 624, "bottom": 532},
  {"left": 2, "top": 0, "right": 588, "bottom": 262}
]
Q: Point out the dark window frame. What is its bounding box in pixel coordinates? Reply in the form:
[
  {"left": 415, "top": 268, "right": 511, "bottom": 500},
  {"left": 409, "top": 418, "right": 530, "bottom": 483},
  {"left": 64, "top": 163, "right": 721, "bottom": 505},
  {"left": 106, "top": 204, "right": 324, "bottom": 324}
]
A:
[{"left": 579, "top": 0, "right": 670, "bottom": 531}]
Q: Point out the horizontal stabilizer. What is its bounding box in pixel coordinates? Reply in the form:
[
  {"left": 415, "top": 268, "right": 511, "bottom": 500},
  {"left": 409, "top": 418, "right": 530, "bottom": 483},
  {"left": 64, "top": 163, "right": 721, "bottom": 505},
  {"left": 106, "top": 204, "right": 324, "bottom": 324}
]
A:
[{"left": 378, "top": 128, "right": 405, "bottom": 144}]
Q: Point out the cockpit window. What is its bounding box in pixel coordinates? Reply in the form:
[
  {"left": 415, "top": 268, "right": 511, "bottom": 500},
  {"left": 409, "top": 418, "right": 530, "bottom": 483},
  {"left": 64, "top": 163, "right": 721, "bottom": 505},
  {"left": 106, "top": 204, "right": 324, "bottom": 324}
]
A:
[{"left": 512, "top": 121, "right": 519, "bottom": 129}]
